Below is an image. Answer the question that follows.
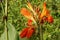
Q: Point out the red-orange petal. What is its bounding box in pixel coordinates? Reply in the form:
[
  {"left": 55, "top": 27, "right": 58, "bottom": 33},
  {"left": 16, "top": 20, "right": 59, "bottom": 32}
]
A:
[
  {"left": 26, "top": 28, "right": 34, "bottom": 38},
  {"left": 20, "top": 28, "right": 29, "bottom": 38}
]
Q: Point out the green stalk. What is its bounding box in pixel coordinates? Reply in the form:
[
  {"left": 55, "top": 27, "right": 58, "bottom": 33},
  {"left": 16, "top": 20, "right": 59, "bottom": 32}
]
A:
[
  {"left": 37, "top": 22, "right": 43, "bottom": 40},
  {"left": 38, "top": 24, "right": 40, "bottom": 40},
  {"left": 40, "top": 24, "right": 43, "bottom": 40},
  {"left": 5, "top": 0, "right": 8, "bottom": 40}
]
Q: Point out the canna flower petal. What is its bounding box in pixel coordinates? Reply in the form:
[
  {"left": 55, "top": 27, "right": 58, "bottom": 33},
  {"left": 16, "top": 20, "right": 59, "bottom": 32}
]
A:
[
  {"left": 20, "top": 26, "right": 35, "bottom": 38},
  {"left": 26, "top": 29, "right": 34, "bottom": 38},
  {"left": 21, "top": 8, "right": 32, "bottom": 19},
  {"left": 20, "top": 28, "right": 29, "bottom": 38},
  {"left": 26, "top": 27, "right": 35, "bottom": 38}
]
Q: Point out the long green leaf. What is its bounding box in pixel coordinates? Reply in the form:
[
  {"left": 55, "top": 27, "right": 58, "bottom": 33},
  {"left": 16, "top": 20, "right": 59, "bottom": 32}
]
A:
[
  {"left": 7, "top": 23, "right": 18, "bottom": 40},
  {"left": 0, "top": 23, "right": 18, "bottom": 40}
]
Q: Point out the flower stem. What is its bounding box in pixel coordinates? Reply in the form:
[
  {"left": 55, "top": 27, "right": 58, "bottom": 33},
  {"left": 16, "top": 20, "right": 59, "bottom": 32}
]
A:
[
  {"left": 37, "top": 22, "right": 43, "bottom": 40},
  {"left": 40, "top": 24, "right": 43, "bottom": 40}
]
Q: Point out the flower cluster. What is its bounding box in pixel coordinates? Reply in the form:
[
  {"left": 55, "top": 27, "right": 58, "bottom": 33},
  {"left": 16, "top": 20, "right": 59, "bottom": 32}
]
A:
[{"left": 20, "top": 2, "right": 53, "bottom": 38}]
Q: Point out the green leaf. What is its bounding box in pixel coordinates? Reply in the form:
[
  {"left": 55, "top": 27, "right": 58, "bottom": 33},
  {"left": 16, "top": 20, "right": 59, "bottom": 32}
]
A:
[
  {"left": 7, "top": 23, "right": 18, "bottom": 40},
  {"left": 0, "top": 23, "right": 19, "bottom": 40}
]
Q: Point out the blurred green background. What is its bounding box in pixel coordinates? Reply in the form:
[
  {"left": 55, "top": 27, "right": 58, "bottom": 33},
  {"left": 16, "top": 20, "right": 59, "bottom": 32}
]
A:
[{"left": 0, "top": 0, "right": 60, "bottom": 40}]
